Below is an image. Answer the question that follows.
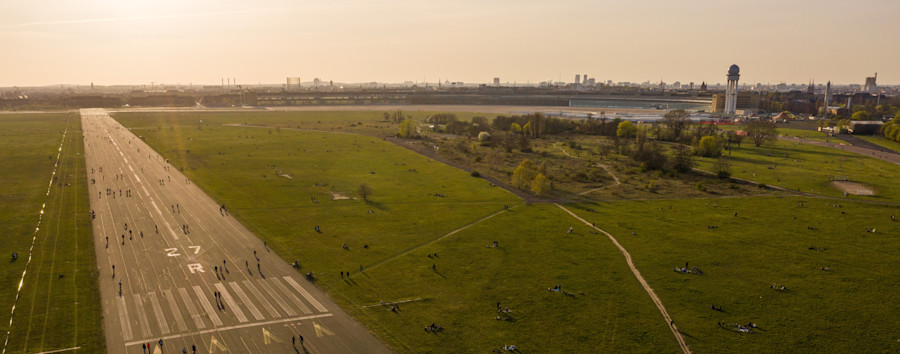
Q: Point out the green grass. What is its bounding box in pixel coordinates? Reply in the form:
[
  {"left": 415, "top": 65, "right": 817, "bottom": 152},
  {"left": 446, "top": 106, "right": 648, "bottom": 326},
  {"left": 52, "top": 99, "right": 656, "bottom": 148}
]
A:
[
  {"left": 775, "top": 127, "right": 830, "bottom": 142},
  {"left": 0, "top": 113, "right": 105, "bottom": 353},
  {"left": 116, "top": 111, "right": 681, "bottom": 352},
  {"left": 566, "top": 197, "right": 900, "bottom": 353},
  {"left": 695, "top": 139, "right": 900, "bottom": 200},
  {"left": 856, "top": 135, "right": 900, "bottom": 153}
]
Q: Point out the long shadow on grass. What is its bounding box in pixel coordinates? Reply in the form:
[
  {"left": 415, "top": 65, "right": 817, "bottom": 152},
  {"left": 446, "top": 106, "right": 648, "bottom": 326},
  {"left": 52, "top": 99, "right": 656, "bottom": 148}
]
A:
[{"left": 366, "top": 200, "right": 390, "bottom": 211}]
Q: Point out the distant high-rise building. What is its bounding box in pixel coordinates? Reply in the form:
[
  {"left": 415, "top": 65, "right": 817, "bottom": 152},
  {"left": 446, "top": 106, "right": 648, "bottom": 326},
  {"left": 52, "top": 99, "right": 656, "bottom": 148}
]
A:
[
  {"left": 583, "top": 74, "right": 588, "bottom": 85},
  {"left": 700, "top": 81, "right": 707, "bottom": 91},
  {"left": 493, "top": 77, "right": 500, "bottom": 86},
  {"left": 724, "top": 64, "right": 740, "bottom": 114},
  {"left": 864, "top": 73, "right": 877, "bottom": 92},
  {"left": 689, "top": 82, "right": 694, "bottom": 90},
  {"left": 575, "top": 74, "right": 581, "bottom": 85},
  {"left": 823, "top": 81, "right": 831, "bottom": 117}
]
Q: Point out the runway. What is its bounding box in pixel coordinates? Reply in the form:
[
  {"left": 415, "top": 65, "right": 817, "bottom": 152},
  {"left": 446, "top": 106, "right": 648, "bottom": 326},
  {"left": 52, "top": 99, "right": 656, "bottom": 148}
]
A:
[{"left": 81, "top": 108, "right": 390, "bottom": 353}]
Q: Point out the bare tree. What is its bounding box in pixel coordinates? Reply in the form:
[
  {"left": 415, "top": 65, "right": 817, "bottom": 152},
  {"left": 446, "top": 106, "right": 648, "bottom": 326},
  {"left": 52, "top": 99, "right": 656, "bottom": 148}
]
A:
[
  {"left": 357, "top": 183, "right": 373, "bottom": 202},
  {"left": 662, "top": 109, "right": 690, "bottom": 141}
]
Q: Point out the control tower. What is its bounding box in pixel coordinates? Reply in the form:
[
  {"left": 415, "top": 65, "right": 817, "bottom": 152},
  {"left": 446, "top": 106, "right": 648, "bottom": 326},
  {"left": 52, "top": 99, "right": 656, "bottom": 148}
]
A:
[{"left": 724, "top": 64, "right": 740, "bottom": 114}]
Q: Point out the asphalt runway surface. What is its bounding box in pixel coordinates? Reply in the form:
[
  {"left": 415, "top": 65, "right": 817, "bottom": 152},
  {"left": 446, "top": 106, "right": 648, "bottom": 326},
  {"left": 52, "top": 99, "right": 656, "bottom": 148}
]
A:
[{"left": 81, "top": 109, "right": 390, "bottom": 353}]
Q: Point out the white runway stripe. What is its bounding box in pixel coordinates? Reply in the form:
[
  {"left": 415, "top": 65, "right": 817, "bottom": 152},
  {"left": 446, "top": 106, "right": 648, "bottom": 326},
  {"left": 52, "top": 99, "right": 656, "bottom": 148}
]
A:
[
  {"left": 242, "top": 280, "right": 281, "bottom": 318},
  {"left": 193, "top": 286, "right": 222, "bottom": 327},
  {"left": 147, "top": 291, "right": 170, "bottom": 334},
  {"left": 257, "top": 279, "right": 296, "bottom": 317},
  {"left": 284, "top": 276, "right": 328, "bottom": 313},
  {"left": 214, "top": 283, "right": 248, "bottom": 323},
  {"left": 178, "top": 288, "right": 205, "bottom": 330},
  {"left": 133, "top": 294, "right": 152, "bottom": 337},
  {"left": 164, "top": 289, "right": 187, "bottom": 333},
  {"left": 116, "top": 296, "right": 133, "bottom": 340},
  {"left": 229, "top": 282, "right": 264, "bottom": 321},
  {"left": 269, "top": 277, "right": 311, "bottom": 315}
]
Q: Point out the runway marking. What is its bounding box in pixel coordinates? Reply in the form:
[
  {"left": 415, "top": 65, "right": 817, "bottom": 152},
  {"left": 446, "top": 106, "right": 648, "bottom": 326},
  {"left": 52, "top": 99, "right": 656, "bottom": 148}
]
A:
[
  {"left": 284, "top": 276, "right": 327, "bottom": 313},
  {"left": 314, "top": 322, "right": 335, "bottom": 337},
  {"left": 215, "top": 283, "right": 248, "bottom": 323},
  {"left": 164, "top": 289, "right": 188, "bottom": 333},
  {"left": 229, "top": 282, "right": 264, "bottom": 321},
  {"left": 193, "top": 286, "right": 223, "bottom": 327},
  {"left": 178, "top": 288, "right": 205, "bottom": 330},
  {"left": 128, "top": 165, "right": 133, "bottom": 172},
  {"left": 133, "top": 294, "right": 152, "bottom": 337},
  {"left": 208, "top": 335, "right": 228, "bottom": 353},
  {"left": 257, "top": 279, "right": 296, "bottom": 317},
  {"left": 148, "top": 200, "right": 179, "bottom": 240},
  {"left": 147, "top": 291, "right": 170, "bottom": 334},
  {"left": 33, "top": 347, "right": 81, "bottom": 354},
  {"left": 142, "top": 185, "right": 149, "bottom": 197},
  {"left": 269, "top": 277, "right": 311, "bottom": 315},
  {"left": 116, "top": 296, "right": 134, "bottom": 340},
  {"left": 123, "top": 313, "right": 334, "bottom": 347},
  {"left": 261, "top": 327, "right": 282, "bottom": 344},
  {"left": 242, "top": 280, "right": 281, "bottom": 318}
]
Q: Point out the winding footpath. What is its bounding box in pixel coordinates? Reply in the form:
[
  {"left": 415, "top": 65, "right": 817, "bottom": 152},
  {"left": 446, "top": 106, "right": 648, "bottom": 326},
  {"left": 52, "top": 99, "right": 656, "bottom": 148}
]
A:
[{"left": 556, "top": 204, "right": 691, "bottom": 354}]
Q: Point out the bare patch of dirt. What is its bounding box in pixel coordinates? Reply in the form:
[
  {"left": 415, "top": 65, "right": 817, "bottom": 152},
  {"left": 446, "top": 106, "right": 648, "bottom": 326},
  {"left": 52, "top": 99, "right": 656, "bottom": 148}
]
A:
[{"left": 830, "top": 181, "right": 875, "bottom": 195}]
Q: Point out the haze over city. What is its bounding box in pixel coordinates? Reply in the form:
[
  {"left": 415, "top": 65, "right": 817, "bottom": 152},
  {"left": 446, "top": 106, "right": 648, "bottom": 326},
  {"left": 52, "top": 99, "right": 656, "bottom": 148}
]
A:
[{"left": 2, "top": 0, "right": 897, "bottom": 87}]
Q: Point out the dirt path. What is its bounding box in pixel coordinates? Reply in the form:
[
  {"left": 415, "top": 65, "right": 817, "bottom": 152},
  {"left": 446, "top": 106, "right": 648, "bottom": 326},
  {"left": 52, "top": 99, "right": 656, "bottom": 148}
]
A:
[
  {"left": 553, "top": 144, "right": 621, "bottom": 195},
  {"left": 362, "top": 204, "right": 522, "bottom": 272},
  {"left": 555, "top": 204, "right": 691, "bottom": 354}
]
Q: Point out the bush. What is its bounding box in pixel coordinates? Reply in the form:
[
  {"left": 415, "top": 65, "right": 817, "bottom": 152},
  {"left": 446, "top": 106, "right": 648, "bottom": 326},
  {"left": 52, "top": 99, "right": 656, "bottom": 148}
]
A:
[
  {"left": 470, "top": 170, "right": 481, "bottom": 177},
  {"left": 474, "top": 156, "right": 482, "bottom": 162},
  {"left": 696, "top": 182, "right": 706, "bottom": 191}
]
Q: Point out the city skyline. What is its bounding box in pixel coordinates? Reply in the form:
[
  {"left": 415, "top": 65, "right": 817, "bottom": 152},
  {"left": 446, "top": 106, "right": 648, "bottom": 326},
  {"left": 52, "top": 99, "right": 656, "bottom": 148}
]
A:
[{"left": 1, "top": 0, "right": 897, "bottom": 87}]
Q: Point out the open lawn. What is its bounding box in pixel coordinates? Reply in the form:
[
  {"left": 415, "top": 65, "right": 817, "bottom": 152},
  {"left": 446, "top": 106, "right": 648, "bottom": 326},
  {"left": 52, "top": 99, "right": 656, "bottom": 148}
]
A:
[
  {"left": 856, "top": 135, "right": 900, "bottom": 154},
  {"left": 695, "top": 139, "right": 900, "bottom": 200},
  {"left": 0, "top": 114, "right": 104, "bottom": 353},
  {"left": 566, "top": 197, "right": 900, "bottom": 353}
]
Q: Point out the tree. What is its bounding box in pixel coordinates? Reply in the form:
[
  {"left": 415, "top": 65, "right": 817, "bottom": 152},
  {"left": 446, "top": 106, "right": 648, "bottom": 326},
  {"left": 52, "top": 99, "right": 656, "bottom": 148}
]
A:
[
  {"left": 477, "top": 131, "right": 491, "bottom": 142},
  {"left": 661, "top": 109, "right": 690, "bottom": 141},
  {"left": 511, "top": 159, "right": 536, "bottom": 189},
  {"left": 398, "top": 119, "right": 417, "bottom": 138},
  {"left": 631, "top": 141, "right": 667, "bottom": 170},
  {"left": 851, "top": 111, "right": 870, "bottom": 121},
  {"left": 357, "top": 183, "right": 373, "bottom": 201},
  {"left": 671, "top": 144, "right": 694, "bottom": 172},
  {"left": 746, "top": 120, "right": 776, "bottom": 147},
  {"left": 510, "top": 123, "right": 523, "bottom": 134},
  {"left": 531, "top": 173, "right": 552, "bottom": 196},
  {"left": 713, "top": 158, "right": 731, "bottom": 179},
  {"left": 695, "top": 135, "right": 723, "bottom": 157},
  {"left": 616, "top": 121, "right": 637, "bottom": 139}
]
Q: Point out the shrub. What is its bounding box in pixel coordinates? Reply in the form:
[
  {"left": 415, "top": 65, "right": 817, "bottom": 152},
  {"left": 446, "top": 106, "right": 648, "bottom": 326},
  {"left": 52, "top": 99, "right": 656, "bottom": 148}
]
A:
[{"left": 470, "top": 170, "right": 481, "bottom": 177}]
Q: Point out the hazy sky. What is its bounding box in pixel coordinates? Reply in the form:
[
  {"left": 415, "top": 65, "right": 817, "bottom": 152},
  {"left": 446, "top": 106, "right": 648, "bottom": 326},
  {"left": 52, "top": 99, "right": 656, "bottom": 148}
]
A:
[{"left": 1, "top": 0, "right": 897, "bottom": 87}]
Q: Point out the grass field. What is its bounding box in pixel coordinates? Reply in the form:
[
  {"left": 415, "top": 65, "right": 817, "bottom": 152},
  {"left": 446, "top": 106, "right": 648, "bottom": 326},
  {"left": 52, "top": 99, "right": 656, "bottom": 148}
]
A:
[
  {"left": 115, "top": 110, "right": 900, "bottom": 353},
  {"left": 695, "top": 139, "right": 900, "bottom": 200},
  {"left": 0, "top": 113, "right": 105, "bottom": 353},
  {"left": 566, "top": 197, "right": 900, "bottom": 353},
  {"left": 856, "top": 135, "right": 900, "bottom": 153}
]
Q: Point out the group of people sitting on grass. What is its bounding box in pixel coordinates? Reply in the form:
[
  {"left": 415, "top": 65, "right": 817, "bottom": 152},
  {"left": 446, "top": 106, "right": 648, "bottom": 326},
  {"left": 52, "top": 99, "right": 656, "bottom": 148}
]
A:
[
  {"left": 492, "top": 344, "right": 517, "bottom": 352},
  {"left": 719, "top": 321, "right": 757, "bottom": 333},
  {"left": 424, "top": 323, "right": 443, "bottom": 332},
  {"left": 674, "top": 262, "right": 703, "bottom": 275}
]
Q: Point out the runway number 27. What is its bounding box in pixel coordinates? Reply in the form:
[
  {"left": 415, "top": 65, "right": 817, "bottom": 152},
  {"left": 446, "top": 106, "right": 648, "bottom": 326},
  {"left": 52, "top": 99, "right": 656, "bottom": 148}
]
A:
[{"left": 165, "top": 246, "right": 201, "bottom": 257}]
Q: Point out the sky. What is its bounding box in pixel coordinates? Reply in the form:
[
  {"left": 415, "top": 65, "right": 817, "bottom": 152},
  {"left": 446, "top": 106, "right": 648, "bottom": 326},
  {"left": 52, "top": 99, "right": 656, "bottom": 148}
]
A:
[{"left": 1, "top": 0, "right": 897, "bottom": 87}]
